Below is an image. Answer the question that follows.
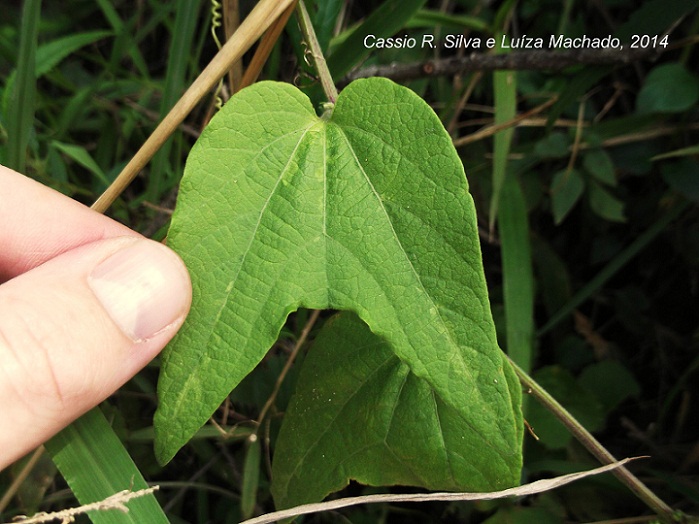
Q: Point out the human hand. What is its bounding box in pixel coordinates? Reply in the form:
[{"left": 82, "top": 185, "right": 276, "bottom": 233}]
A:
[{"left": 0, "top": 165, "right": 192, "bottom": 470}]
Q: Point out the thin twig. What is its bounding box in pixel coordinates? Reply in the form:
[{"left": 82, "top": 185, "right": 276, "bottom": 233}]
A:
[
  {"left": 0, "top": 447, "right": 45, "bottom": 513},
  {"left": 453, "top": 94, "right": 558, "bottom": 147},
  {"left": 447, "top": 71, "right": 483, "bottom": 135},
  {"left": 238, "top": 1, "right": 298, "bottom": 92},
  {"left": 563, "top": 97, "right": 586, "bottom": 175},
  {"left": 240, "top": 459, "right": 641, "bottom": 524},
  {"left": 341, "top": 46, "right": 666, "bottom": 85},
  {"left": 91, "top": 0, "right": 296, "bottom": 213},
  {"left": 223, "top": 0, "right": 243, "bottom": 91},
  {"left": 256, "top": 309, "right": 321, "bottom": 429},
  {"left": 577, "top": 122, "right": 699, "bottom": 151}
]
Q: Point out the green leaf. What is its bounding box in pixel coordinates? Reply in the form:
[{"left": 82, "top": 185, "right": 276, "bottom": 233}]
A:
[
  {"left": 579, "top": 361, "right": 640, "bottom": 412},
  {"left": 483, "top": 506, "right": 562, "bottom": 524},
  {"left": 489, "top": 33, "right": 517, "bottom": 228},
  {"left": 615, "top": 0, "right": 697, "bottom": 41},
  {"left": 661, "top": 158, "right": 699, "bottom": 202},
  {"left": 2, "top": 30, "right": 112, "bottom": 121},
  {"left": 588, "top": 181, "right": 625, "bottom": 223},
  {"left": 147, "top": 0, "right": 200, "bottom": 201},
  {"left": 551, "top": 169, "right": 584, "bottom": 224},
  {"left": 51, "top": 140, "right": 110, "bottom": 186},
  {"left": 272, "top": 313, "right": 522, "bottom": 508},
  {"left": 636, "top": 63, "right": 699, "bottom": 114},
  {"left": 310, "top": 0, "right": 344, "bottom": 52},
  {"left": 526, "top": 366, "right": 605, "bottom": 450},
  {"left": 545, "top": 67, "right": 610, "bottom": 130},
  {"left": 155, "top": 78, "right": 522, "bottom": 493},
  {"left": 406, "top": 9, "right": 489, "bottom": 32},
  {"left": 498, "top": 174, "right": 534, "bottom": 376},
  {"left": 583, "top": 149, "right": 616, "bottom": 186},
  {"left": 35, "top": 30, "right": 112, "bottom": 77},
  {"left": 534, "top": 132, "right": 570, "bottom": 159}
]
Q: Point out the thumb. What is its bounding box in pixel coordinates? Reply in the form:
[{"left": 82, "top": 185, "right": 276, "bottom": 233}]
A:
[{"left": 0, "top": 236, "right": 191, "bottom": 469}]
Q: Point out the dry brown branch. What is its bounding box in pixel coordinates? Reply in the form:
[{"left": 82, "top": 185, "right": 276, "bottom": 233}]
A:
[
  {"left": 341, "top": 46, "right": 664, "bottom": 85},
  {"left": 453, "top": 94, "right": 558, "bottom": 147}
]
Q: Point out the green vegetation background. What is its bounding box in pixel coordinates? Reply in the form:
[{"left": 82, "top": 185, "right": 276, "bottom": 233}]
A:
[{"left": 0, "top": 0, "right": 697, "bottom": 522}]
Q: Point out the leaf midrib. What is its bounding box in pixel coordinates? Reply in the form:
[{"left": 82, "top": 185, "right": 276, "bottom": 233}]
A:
[
  {"left": 170, "top": 120, "right": 319, "bottom": 418},
  {"left": 333, "top": 125, "right": 473, "bottom": 387}
]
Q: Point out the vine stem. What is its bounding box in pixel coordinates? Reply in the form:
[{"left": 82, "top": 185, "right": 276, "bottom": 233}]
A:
[
  {"left": 256, "top": 309, "right": 321, "bottom": 430},
  {"left": 507, "top": 357, "right": 677, "bottom": 523},
  {"left": 296, "top": 0, "right": 338, "bottom": 104}
]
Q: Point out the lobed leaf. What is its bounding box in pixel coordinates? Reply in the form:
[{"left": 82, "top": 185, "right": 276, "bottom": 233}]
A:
[
  {"left": 272, "top": 312, "right": 521, "bottom": 508},
  {"left": 155, "top": 78, "right": 522, "bottom": 498}
]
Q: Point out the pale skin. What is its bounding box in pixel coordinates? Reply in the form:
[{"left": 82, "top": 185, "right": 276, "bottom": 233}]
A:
[{"left": 0, "top": 165, "right": 192, "bottom": 470}]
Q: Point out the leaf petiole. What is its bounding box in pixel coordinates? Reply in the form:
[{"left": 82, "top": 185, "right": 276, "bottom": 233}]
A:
[{"left": 296, "top": 0, "right": 338, "bottom": 104}]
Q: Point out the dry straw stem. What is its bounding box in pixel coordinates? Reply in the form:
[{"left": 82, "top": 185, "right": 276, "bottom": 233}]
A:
[
  {"left": 222, "top": 0, "right": 243, "bottom": 91},
  {"left": 238, "top": 1, "right": 298, "bottom": 92},
  {"left": 576, "top": 122, "right": 699, "bottom": 151},
  {"left": 453, "top": 94, "right": 558, "bottom": 147},
  {"left": 0, "top": 448, "right": 44, "bottom": 514},
  {"left": 240, "top": 459, "right": 640, "bottom": 524},
  {"left": 7, "top": 487, "right": 158, "bottom": 524},
  {"left": 91, "top": 0, "right": 296, "bottom": 213}
]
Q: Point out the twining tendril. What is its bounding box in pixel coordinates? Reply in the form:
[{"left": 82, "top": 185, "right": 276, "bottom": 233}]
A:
[{"left": 210, "top": 0, "right": 224, "bottom": 109}]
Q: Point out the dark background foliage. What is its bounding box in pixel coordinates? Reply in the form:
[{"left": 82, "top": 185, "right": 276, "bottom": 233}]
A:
[{"left": 1, "top": 0, "right": 698, "bottom": 522}]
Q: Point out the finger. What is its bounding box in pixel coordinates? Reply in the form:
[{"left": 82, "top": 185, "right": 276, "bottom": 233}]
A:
[
  {"left": 0, "top": 236, "right": 191, "bottom": 470},
  {"left": 0, "top": 165, "right": 136, "bottom": 281}
]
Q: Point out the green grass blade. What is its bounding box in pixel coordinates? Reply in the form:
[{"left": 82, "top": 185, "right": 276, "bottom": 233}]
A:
[
  {"left": 498, "top": 174, "right": 535, "bottom": 375},
  {"left": 489, "top": 60, "right": 516, "bottom": 226},
  {"left": 538, "top": 200, "right": 690, "bottom": 336},
  {"left": 406, "top": 9, "right": 489, "bottom": 32},
  {"left": 312, "top": 0, "right": 344, "bottom": 52},
  {"left": 147, "top": 0, "right": 201, "bottom": 201},
  {"left": 652, "top": 144, "right": 699, "bottom": 161},
  {"left": 51, "top": 140, "right": 110, "bottom": 187},
  {"left": 94, "top": 0, "right": 122, "bottom": 31},
  {"left": 327, "top": 0, "right": 427, "bottom": 80},
  {"left": 45, "top": 407, "right": 169, "bottom": 524},
  {"left": 241, "top": 437, "right": 262, "bottom": 520},
  {"left": 94, "top": 0, "right": 148, "bottom": 79},
  {"left": 35, "top": 30, "right": 113, "bottom": 77},
  {"left": 489, "top": 8, "right": 534, "bottom": 377},
  {"left": 6, "top": 0, "right": 41, "bottom": 173}
]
